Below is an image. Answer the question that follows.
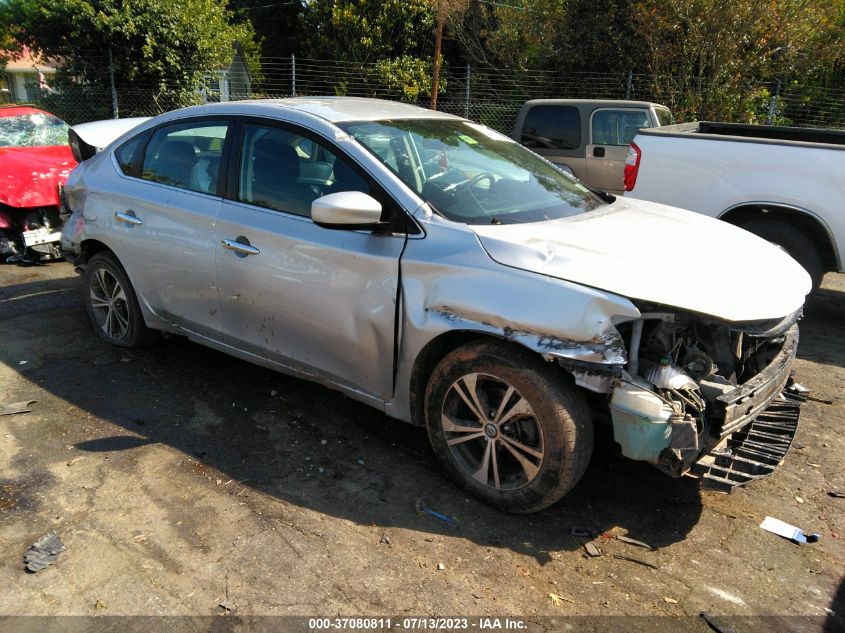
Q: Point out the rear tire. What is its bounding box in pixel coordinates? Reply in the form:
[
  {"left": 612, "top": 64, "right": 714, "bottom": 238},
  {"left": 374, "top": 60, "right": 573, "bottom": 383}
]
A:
[
  {"left": 82, "top": 252, "right": 159, "bottom": 348},
  {"left": 738, "top": 219, "right": 825, "bottom": 290},
  {"left": 424, "top": 340, "right": 593, "bottom": 513}
]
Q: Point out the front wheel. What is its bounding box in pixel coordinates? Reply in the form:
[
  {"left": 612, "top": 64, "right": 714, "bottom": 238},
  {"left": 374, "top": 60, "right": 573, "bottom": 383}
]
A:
[
  {"left": 424, "top": 340, "right": 593, "bottom": 513},
  {"left": 82, "top": 252, "right": 159, "bottom": 348}
]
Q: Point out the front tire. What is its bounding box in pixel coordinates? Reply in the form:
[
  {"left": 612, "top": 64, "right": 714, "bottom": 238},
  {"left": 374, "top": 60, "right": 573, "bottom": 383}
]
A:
[
  {"left": 424, "top": 340, "right": 593, "bottom": 513},
  {"left": 83, "top": 252, "right": 159, "bottom": 348}
]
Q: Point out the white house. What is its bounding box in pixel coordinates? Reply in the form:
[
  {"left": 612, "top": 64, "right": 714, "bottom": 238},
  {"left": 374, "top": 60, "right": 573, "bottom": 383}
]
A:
[{"left": 0, "top": 47, "right": 58, "bottom": 103}]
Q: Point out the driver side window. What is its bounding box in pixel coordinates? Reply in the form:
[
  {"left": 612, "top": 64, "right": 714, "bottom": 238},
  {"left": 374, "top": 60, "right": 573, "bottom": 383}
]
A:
[{"left": 238, "top": 124, "right": 368, "bottom": 217}]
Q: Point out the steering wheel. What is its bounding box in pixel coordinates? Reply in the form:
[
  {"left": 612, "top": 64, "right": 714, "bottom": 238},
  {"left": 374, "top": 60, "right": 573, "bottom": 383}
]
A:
[
  {"left": 458, "top": 172, "right": 496, "bottom": 216},
  {"left": 465, "top": 171, "right": 495, "bottom": 192}
]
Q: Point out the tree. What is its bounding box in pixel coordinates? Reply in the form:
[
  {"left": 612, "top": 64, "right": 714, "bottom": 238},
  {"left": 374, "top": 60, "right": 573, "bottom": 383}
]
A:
[
  {"left": 631, "top": 0, "right": 841, "bottom": 122},
  {"left": 302, "top": 0, "right": 435, "bottom": 62},
  {"left": 228, "top": 0, "right": 306, "bottom": 60},
  {"left": 1, "top": 0, "right": 257, "bottom": 118}
]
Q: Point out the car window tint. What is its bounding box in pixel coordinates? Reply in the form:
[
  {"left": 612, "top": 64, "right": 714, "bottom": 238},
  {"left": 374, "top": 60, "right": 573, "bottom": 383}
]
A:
[
  {"left": 520, "top": 105, "right": 580, "bottom": 151},
  {"left": 115, "top": 134, "right": 146, "bottom": 177},
  {"left": 141, "top": 121, "right": 228, "bottom": 194},
  {"left": 238, "top": 124, "right": 368, "bottom": 218},
  {"left": 591, "top": 110, "right": 651, "bottom": 146}
]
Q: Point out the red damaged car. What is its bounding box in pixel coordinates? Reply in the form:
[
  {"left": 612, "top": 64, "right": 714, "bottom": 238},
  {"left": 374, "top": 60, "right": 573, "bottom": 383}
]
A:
[{"left": 0, "top": 105, "right": 76, "bottom": 261}]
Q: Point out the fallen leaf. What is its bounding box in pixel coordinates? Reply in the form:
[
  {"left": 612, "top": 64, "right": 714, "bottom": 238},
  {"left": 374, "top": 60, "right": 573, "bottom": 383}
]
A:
[{"left": 548, "top": 592, "right": 572, "bottom": 607}]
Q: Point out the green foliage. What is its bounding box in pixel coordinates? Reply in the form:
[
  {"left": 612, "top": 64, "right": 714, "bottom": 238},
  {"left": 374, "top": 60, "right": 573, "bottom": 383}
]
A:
[
  {"left": 374, "top": 55, "right": 442, "bottom": 102},
  {"left": 302, "top": 0, "right": 435, "bottom": 62},
  {"left": 1, "top": 0, "right": 257, "bottom": 107}
]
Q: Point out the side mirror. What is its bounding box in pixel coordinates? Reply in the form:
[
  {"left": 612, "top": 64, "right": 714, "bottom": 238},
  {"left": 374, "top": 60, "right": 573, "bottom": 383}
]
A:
[{"left": 311, "top": 191, "right": 386, "bottom": 231}]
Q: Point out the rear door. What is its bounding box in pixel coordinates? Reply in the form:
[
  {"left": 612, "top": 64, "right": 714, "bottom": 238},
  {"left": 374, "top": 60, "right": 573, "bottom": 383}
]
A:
[
  {"left": 102, "top": 118, "right": 230, "bottom": 338},
  {"left": 586, "top": 108, "right": 652, "bottom": 194},
  {"left": 214, "top": 119, "right": 408, "bottom": 400}
]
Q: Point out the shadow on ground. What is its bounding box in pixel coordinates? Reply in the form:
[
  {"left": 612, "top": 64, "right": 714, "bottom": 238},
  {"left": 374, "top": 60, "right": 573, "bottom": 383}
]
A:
[{"left": 1, "top": 272, "right": 706, "bottom": 564}]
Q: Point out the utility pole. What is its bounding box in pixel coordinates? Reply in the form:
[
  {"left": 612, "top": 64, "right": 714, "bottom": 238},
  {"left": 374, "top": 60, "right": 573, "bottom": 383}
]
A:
[
  {"left": 108, "top": 48, "right": 119, "bottom": 119},
  {"left": 431, "top": 1, "right": 445, "bottom": 110}
]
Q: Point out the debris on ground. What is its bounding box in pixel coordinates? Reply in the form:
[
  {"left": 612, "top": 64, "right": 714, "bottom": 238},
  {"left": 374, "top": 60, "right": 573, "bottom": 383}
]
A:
[
  {"left": 437, "top": 562, "right": 445, "bottom": 571},
  {"left": 0, "top": 400, "right": 35, "bottom": 416},
  {"left": 218, "top": 600, "right": 235, "bottom": 612},
  {"left": 759, "top": 516, "right": 820, "bottom": 544},
  {"left": 828, "top": 491, "right": 845, "bottom": 499},
  {"left": 24, "top": 532, "right": 65, "bottom": 572},
  {"left": 548, "top": 593, "right": 572, "bottom": 607},
  {"left": 414, "top": 498, "right": 457, "bottom": 526},
  {"left": 94, "top": 599, "right": 107, "bottom": 610},
  {"left": 616, "top": 535, "right": 654, "bottom": 550},
  {"left": 612, "top": 554, "right": 658, "bottom": 570},
  {"left": 583, "top": 541, "right": 602, "bottom": 557},
  {"left": 662, "top": 596, "right": 678, "bottom": 604},
  {"left": 379, "top": 532, "right": 391, "bottom": 545},
  {"left": 700, "top": 611, "right": 738, "bottom": 633}
]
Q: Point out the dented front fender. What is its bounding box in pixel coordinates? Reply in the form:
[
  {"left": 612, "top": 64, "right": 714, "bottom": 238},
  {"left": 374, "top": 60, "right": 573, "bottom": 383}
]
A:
[{"left": 385, "top": 213, "right": 641, "bottom": 423}]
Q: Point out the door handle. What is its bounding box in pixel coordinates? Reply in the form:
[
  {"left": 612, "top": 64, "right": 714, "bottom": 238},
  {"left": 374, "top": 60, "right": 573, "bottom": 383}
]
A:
[
  {"left": 221, "top": 238, "right": 260, "bottom": 256},
  {"left": 115, "top": 211, "right": 143, "bottom": 226}
]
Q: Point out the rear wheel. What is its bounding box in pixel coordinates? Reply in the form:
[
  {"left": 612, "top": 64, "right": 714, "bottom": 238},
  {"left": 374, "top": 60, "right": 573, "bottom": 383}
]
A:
[
  {"left": 425, "top": 340, "right": 593, "bottom": 513},
  {"left": 83, "top": 252, "right": 159, "bottom": 347},
  {"left": 738, "top": 219, "right": 825, "bottom": 290}
]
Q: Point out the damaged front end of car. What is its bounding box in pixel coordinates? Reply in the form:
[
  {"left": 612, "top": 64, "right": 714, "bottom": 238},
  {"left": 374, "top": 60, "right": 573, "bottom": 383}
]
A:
[
  {"left": 559, "top": 306, "right": 807, "bottom": 491},
  {"left": 0, "top": 198, "right": 65, "bottom": 262}
]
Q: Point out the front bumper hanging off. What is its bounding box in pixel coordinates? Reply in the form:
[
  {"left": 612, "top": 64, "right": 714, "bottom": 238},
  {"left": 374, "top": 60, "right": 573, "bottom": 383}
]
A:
[{"left": 691, "top": 378, "right": 808, "bottom": 491}]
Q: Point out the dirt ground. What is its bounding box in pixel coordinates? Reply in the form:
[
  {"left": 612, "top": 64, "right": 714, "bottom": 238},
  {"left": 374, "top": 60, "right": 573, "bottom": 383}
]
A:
[{"left": 0, "top": 261, "right": 843, "bottom": 631}]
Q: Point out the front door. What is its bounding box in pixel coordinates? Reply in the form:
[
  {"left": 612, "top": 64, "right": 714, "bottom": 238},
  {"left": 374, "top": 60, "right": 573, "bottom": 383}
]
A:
[
  {"left": 215, "top": 121, "right": 407, "bottom": 400},
  {"left": 586, "top": 108, "right": 652, "bottom": 194}
]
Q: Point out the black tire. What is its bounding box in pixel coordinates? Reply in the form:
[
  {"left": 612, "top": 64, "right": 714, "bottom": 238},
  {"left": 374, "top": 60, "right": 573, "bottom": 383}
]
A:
[
  {"left": 424, "top": 340, "right": 593, "bottom": 513},
  {"left": 738, "top": 219, "right": 826, "bottom": 290},
  {"left": 82, "top": 251, "right": 159, "bottom": 348}
]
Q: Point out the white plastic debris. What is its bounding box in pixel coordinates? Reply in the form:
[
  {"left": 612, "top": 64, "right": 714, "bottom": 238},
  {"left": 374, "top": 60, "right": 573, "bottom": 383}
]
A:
[{"left": 760, "top": 516, "right": 819, "bottom": 544}]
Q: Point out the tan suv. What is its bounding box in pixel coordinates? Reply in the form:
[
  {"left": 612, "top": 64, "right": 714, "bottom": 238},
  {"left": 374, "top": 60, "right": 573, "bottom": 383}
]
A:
[{"left": 512, "top": 99, "right": 674, "bottom": 194}]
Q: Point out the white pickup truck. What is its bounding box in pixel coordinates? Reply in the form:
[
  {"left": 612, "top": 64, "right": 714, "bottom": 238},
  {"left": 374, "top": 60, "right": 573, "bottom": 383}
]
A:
[{"left": 624, "top": 121, "right": 845, "bottom": 288}]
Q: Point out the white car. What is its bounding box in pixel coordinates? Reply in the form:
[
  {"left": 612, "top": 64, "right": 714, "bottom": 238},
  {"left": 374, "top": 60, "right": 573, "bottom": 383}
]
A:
[{"left": 61, "top": 98, "right": 810, "bottom": 513}]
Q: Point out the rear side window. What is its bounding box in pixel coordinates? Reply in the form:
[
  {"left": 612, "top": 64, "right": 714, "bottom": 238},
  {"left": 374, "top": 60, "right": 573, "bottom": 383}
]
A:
[
  {"left": 141, "top": 121, "right": 228, "bottom": 194},
  {"left": 591, "top": 109, "right": 650, "bottom": 146},
  {"left": 520, "top": 105, "right": 580, "bottom": 151},
  {"left": 655, "top": 108, "right": 674, "bottom": 127},
  {"left": 115, "top": 134, "right": 146, "bottom": 177}
]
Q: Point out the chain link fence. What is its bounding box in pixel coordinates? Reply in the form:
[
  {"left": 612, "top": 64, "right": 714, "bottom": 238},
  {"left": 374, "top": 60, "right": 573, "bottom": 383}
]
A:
[{"left": 10, "top": 55, "right": 845, "bottom": 132}]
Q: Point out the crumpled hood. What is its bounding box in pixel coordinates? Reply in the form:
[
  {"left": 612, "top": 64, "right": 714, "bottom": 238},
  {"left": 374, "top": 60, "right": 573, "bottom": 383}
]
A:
[
  {"left": 0, "top": 145, "right": 76, "bottom": 208},
  {"left": 471, "top": 198, "right": 811, "bottom": 322}
]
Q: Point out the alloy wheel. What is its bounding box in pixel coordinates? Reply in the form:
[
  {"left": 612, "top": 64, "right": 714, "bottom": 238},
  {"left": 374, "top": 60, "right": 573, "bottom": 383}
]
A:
[
  {"left": 441, "top": 372, "right": 544, "bottom": 490},
  {"left": 89, "top": 267, "right": 131, "bottom": 341}
]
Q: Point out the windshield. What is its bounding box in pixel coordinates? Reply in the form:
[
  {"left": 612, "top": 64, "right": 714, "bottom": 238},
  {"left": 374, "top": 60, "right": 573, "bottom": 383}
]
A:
[
  {"left": 339, "top": 119, "right": 606, "bottom": 224},
  {"left": 0, "top": 112, "right": 70, "bottom": 148}
]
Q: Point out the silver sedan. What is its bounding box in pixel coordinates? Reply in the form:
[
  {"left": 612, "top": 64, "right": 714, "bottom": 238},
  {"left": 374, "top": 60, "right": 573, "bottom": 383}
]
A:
[{"left": 61, "top": 98, "right": 810, "bottom": 512}]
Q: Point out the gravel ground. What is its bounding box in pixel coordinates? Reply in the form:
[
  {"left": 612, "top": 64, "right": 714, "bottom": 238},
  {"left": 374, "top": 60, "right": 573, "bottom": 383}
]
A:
[{"left": 0, "top": 262, "right": 843, "bottom": 631}]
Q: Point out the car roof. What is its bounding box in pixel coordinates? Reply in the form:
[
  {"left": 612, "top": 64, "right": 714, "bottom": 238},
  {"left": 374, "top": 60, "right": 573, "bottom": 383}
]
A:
[
  {"left": 522, "top": 99, "right": 669, "bottom": 110},
  {"left": 200, "top": 97, "right": 464, "bottom": 124}
]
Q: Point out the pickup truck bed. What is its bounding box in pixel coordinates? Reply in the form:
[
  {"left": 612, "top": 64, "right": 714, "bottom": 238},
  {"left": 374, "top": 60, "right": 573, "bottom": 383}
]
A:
[{"left": 626, "top": 121, "right": 845, "bottom": 288}]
